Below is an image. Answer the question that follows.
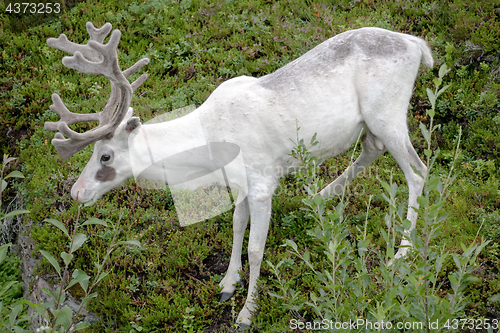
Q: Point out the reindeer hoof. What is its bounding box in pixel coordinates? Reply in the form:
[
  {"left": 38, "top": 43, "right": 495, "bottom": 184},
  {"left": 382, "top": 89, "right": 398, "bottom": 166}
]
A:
[
  {"left": 237, "top": 323, "right": 250, "bottom": 331},
  {"left": 219, "top": 292, "right": 233, "bottom": 303}
]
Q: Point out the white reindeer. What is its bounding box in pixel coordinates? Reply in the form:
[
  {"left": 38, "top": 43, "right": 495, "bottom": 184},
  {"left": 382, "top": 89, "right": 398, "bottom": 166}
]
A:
[{"left": 45, "top": 22, "right": 432, "bottom": 327}]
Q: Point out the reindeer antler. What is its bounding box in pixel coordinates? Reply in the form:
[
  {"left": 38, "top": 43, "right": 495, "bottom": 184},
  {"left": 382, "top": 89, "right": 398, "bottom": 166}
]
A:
[{"left": 44, "top": 22, "right": 149, "bottom": 159}]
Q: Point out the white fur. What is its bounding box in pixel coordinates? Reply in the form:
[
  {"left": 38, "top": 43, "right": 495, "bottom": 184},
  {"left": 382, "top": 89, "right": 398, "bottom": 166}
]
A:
[{"left": 71, "top": 27, "right": 432, "bottom": 326}]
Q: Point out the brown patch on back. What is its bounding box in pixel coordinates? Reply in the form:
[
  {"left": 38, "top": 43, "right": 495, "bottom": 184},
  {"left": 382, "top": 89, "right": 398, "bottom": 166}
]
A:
[{"left": 95, "top": 166, "right": 116, "bottom": 182}]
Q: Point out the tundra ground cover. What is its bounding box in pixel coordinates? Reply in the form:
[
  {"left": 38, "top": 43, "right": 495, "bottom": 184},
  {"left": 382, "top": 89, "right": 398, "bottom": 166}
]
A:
[{"left": 0, "top": 0, "right": 499, "bottom": 331}]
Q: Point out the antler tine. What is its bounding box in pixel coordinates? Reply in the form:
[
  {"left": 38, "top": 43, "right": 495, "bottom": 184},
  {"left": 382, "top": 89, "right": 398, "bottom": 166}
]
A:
[
  {"left": 131, "top": 73, "right": 148, "bottom": 91},
  {"left": 44, "top": 93, "right": 101, "bottom": 131},
  {"left": 125, "top": 58, "right": 150, "bottom": 91},
  {"left": 61, "top": 29, "right": 123, "bottom": 78},
  {"left": 86, "top": 22, "right": 112, "bottom": 44},
  {"left": 47, "top": 23, "right": 112, "bottom": 63},
  {"left": 51, "top": 131, "right": 105, "bottom": 160},
  {"left": 123, "top": 58, "right": 150, "bottom": 78}
]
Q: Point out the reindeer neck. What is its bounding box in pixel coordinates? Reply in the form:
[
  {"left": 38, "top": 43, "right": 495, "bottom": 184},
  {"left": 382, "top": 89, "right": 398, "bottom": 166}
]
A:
[{"left": 128, "top": 109, "right": 211, "bottom": 182}]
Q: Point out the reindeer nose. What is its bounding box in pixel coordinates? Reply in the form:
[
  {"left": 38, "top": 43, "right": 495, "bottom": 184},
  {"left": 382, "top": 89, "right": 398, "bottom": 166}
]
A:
[
  {"left": 71, "top": 189, "right": 79, "bottom": 202},
  {"left": 71, "top": 185, "right": 84, "bottom": 202}
]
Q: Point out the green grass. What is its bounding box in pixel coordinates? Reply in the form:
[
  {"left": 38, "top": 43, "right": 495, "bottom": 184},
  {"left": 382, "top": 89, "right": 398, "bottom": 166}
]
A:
[{"left": 0, "top": 0, "right": 499, "bottom": 331}]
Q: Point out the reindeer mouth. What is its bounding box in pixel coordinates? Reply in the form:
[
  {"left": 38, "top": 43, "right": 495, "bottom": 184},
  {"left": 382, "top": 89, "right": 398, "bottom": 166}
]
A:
[{"left": 83, "top": 193, "right": 98, "bottom": 207}]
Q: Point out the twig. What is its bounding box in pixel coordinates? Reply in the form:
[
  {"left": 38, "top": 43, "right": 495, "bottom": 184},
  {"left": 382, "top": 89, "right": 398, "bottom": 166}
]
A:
[{"left": 184, "top": 272, "right": 208, "bottom": 288}]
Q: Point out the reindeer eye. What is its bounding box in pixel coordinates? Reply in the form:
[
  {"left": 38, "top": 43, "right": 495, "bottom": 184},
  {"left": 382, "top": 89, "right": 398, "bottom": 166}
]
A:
[{"left": 101, "top": 154, "right": 111, "bottom": 162}]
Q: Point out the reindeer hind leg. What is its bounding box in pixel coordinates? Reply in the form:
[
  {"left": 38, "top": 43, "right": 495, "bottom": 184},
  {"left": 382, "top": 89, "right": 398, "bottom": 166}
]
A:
[
  {"left": 320, "top": 130, "right": 387, "bottom": 198},
  {"left": 365, "top": 115, "right": 427, "bottom": 259}
]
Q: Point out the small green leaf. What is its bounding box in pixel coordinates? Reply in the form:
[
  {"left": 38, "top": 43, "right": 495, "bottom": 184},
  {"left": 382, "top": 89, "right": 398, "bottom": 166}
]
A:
[
  {"left": 0, "top": 243, "right": 11, "bottom": 264},
  {"left": 303, "top": 250, "right": 310, "bottom": 263},
  {"left": 82, "top": 292, "right": 98, "bottom": 304},
  {"left": 427, "top": 176, "right": 440, "bottom": 191},
  {"left": 5, "top": 170, "right": 24, "bottom": 179},
  {"left": 2, "top": 209, "right": 30, "bottom": 220},
  {"left": 1, "top": 179, "right": 7, "bottom": 192},
  {"left": 40, "top": 250, "right": 61, "bottom": 274},
  {"left": 81, "top": 217, "right": 108, "bottom": 227},
  {"left": 74, "top": 322, "right": 91, "bottom": 331},
  {"left": 313, "top": 193, "right": 323, "bottom": 207},
  {"left": 3, "top": 155, "right": 16, "bottom": 165},
  {"left": 426, "top": 88, "right": 436, "bottom": 109},
  {"left": 402, "top": 219, "right": 411, "bottom": 231},
  {"left": 428, "top": 106, "right": 435, "bottom": 118},
  {"left": 387, "top": 245, "right": 394, "bottom": 259},
  {"left": 116, "top": 240, "right": 141, "bottom": 247},
  {"left": 71, "top": 233, "right": 88, "bottom": 253},
  {"left": 452, "top": 254, "right": 462, "bottom": 269},
  {"left": 13, "top": 326, "right": 31, "bottom": 333},
  {"left": 489, "top": 294, "right": 500, "bottom": 303},
  {"left": 378, "top": 178, "right": 391, "bottom": 194},
  {"left": 96, "top": 271, "right": 109, "bottom": 284},
  {"left": 438, "top": 63, "right": 450, "bottom": 79},
  {"left": 417, "top": 196, "right": 428, "bottom": 207},
  {"left": 310, "top": 132, "right": 317, "bottom": 145},
  {"left": 61, "top": 252, "right": 73, "bottom": 266},
  {"left": 436, "top": 84, "right": 450, "bottom": 98},
  {"left": 448, "top": 274, "right": 458, "bottom": 289},
  {"left": 44, "top": 218, "right": 70, "bottom": 239},
  {"left": 268, "top": 291, "right": 283, "bottom": 299},
  {"left": 285, "top": 239, "right": 298, "bottom": 252},
  {"left": 18, "top": 299, "right": 35, "bottom": 308},
  {"left": 66, "top": 269, "right": 90, "bottom": 292},
  {"left": 380, "top": 228, "right": 388, "bottom": 242},
  {"left": 33, "top": 301, "right": 53, "bottom": 320},
  {"left": 419, "top": 122, "right": 430, "bottom": 142},
  {"left": 380, "top": 193, "right": 392, "bottom": 206},
  {"left": 54, "top": 305, "right": 73, "bottom": 330},
  {"left": 433, "top": 77, "right": 442, "bottom": 88},
  {"left": 0, "top": 281, "right": 18, "bottom": 298},
  {"left": 466, "top": 276, "right": 480, "bottom": 283},
  {"left": 460, "top": 243, "right": 467, "bottom": 253},
  {"left": 42, "top": 287, "right": 56, "bottom": 301},
  {"left": 390, "top": 182, "right": 398, "bottom": 198},
  {"left": 9, "top": 304, "right": 23, "bottom": 327}
]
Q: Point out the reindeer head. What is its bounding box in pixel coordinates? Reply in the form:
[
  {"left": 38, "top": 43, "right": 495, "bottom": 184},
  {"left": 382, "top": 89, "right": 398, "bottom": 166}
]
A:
[{"left": 44, "top": 22, "right": 148, "bottom": 204}]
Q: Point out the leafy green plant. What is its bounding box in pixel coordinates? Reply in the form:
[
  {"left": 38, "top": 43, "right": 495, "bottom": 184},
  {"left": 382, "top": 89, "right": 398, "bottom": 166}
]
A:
[
  {"left": 0, "top": 207, "right": 141, "bottom": 332},
  {"left": 289, "top": 120, "right": 325, "bottom": 195},
  {"left": 0, "top": 154, "right": 29, "bottom": 332},
  {"left": 1, "top": 154, "right": 29, "bottom": 222},
  {"left": 269, "top": 64, "right": 497, "bottom": 332},
  {"left": 182, "top": 307, "right": 196, "bottom": 333},
  {"left": 0, "top": 243, "right": 31, "bottom": 332},
  {"left": 0, "top": 244, "right": 23, "bottom": 305}
]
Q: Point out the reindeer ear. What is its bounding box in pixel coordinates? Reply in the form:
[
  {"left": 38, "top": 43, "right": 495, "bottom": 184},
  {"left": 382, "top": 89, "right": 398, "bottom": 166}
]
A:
[
  {"left": 125, "top": 107, "right": 134, "bottom": 120},
  {"left": 125, "top": 117, "right": 141, "bottom": 133}
]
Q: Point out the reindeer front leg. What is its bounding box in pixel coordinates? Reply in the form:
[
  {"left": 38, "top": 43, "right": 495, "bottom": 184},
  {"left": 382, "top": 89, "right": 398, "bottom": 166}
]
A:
[
  {"left": 220, "top": 196, "right": 249, "bottom": 301},
  {"left": 236, "top": 191, "right": 273, "bottom": 327}
]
